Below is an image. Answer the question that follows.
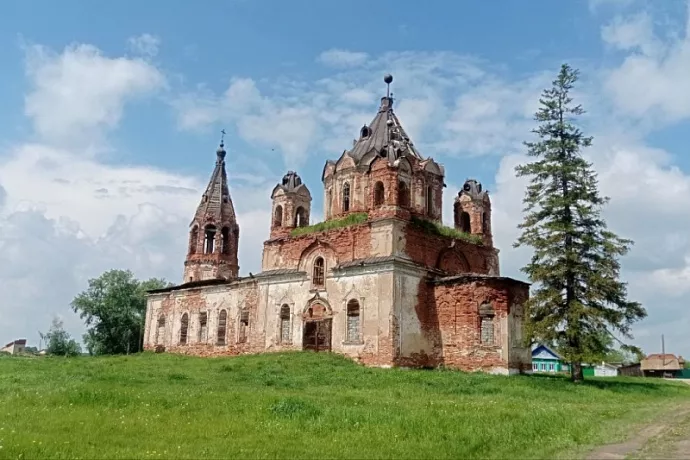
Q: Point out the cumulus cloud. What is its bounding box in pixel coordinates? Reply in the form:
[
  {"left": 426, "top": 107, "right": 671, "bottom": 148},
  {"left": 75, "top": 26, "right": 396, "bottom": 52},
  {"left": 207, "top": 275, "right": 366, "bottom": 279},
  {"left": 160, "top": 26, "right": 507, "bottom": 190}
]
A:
[
  {"left": 0, "top": 41, "right": 270, "bottom": 349},
  {"left": 173, "top": 51, "right": 509, "bottom": 167},
  {"left": 23, "top": 42, "right": 165, "bottom": 149},
  {"left": 602, "top": 3, "right": 690, "bottom": 123}
]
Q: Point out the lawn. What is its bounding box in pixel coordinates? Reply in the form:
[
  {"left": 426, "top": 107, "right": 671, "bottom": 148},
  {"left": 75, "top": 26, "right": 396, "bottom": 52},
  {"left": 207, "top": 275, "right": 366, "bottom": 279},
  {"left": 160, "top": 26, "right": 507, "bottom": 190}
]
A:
[{"left": 1, "top": 352, "right": 688, "bottom": 459}]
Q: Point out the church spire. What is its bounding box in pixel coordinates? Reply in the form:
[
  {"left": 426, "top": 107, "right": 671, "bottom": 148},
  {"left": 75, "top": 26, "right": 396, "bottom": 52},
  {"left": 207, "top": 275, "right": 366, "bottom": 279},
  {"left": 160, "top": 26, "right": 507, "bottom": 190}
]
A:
[{"left": 183, "top": 133, "right": 240, "bottom": 283}]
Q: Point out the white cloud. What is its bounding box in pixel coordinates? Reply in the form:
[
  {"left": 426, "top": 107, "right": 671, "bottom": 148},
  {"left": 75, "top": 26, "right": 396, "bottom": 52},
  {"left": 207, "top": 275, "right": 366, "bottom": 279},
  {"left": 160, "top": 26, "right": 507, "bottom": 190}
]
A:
[
  {"left": 173, "top": 51, "right": 509, "bottom": 167},
  {"left": 128, "top": 34, "right": 161, "bottom": 57},
  {"left": 24, "top": 43, "right": 165, "bottom": 149},
  {"left": 317, "top": 49, "right": 369, "bottom": 68},
  {"left": 0, "top": 41, "right": 270, "bottom": 350},
  {"left": 602, "top": 3, "right": 690, "bottom": 123}
]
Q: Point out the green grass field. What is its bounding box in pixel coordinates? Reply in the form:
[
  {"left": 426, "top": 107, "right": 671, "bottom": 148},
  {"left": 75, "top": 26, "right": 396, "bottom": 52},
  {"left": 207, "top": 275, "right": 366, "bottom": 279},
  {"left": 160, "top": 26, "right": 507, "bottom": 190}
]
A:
[{"left": 1, "top": 352, "right": 688, "bottom": 459}]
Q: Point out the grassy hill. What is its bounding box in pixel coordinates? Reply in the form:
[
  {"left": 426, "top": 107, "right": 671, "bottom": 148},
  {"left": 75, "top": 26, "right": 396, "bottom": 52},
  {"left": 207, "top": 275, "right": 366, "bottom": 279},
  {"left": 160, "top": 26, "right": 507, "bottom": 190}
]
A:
[{"left": 1, "top": 352, "right": 688, "bottom": 459}]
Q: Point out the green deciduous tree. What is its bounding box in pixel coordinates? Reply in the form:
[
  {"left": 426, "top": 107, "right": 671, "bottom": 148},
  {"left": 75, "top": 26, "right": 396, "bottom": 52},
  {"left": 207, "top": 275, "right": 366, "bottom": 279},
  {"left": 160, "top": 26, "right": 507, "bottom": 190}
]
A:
[
  {"left": 514, "top": 64, "right": 646, "bottom": 382},
  {"left": 71, "top": 269, "right": 170, "bottom": 355},
  {"left": 45, "top": 318, "right": 82, "bottom": 357}
]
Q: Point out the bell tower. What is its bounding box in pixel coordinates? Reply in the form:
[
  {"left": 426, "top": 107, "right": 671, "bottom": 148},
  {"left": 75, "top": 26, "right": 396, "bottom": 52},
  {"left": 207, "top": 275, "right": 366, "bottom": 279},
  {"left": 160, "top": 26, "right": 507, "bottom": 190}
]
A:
[
  {"left": 270, "top": 171, "right": 311, "bottom": 239},
  {"left": 183, "top": 137, "right": 240, "bottom": 282},
  {"left": 454, "top": 179, "right": 493, "bottom": 247}
]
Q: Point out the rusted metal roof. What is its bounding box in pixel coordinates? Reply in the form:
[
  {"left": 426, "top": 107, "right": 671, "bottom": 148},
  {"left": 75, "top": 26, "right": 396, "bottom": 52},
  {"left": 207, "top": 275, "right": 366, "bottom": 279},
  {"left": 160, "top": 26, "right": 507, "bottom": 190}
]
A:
[
  {"left": 347, "top": 96, "right": 423, "bottom": 165},
  {"left": 431, "top": 273, "right": 530, "bottom": 286},
  {"left": 190, "top": 142, "right": 237, "bottom": 227},
  {"left": 254, "top": 268, "right": 305, "bottom": 277}
]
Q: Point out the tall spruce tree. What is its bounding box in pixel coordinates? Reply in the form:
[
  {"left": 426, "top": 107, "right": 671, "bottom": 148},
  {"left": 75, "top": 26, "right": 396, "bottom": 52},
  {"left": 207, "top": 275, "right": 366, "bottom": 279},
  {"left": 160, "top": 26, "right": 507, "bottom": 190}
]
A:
[{"left": 514, "top": 64, "right": 646, "bottom": 382}]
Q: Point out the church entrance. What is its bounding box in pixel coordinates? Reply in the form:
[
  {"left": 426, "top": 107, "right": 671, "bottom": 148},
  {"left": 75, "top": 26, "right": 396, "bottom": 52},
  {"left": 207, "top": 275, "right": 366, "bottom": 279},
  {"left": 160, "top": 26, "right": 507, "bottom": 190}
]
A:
[{"left": 302, "top": 319, "right": 332, "bottom": 352}]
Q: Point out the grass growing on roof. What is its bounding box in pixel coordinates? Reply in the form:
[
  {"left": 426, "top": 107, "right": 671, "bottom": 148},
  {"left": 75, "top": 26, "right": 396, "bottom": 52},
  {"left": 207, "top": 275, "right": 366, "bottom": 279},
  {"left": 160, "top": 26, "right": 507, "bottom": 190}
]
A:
[
  {"left": 1, "top": 352, "right": 689, "bottom": 459},
  {"left": 290, "top": 212, "right": 368, "bottom": 237},
  {"left": 411, "top": 215, "right": 484, "bottom": 245}
]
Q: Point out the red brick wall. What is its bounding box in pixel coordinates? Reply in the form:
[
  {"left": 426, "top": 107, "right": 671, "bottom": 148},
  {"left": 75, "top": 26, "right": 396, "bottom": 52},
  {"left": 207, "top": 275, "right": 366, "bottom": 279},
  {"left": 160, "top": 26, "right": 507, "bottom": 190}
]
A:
[
  {"left": 144, "top": 283, "right": 264, "bottom": 357},
  {"left": 429, "top": 279, "right": 528, "bottom": 372},
  {"left": 403, "top": 225, "right": 496, "bottom": 275},
  {"left": 263, "top": 223, "right": 372, "bottom": 270}
]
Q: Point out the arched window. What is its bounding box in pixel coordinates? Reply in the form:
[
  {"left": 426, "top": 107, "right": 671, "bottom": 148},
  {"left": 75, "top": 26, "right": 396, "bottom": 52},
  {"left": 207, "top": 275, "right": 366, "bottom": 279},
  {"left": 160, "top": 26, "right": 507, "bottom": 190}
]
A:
[
  {"left": 398, "top": 181, "right": 410, "bottom": 208},
  {"left": 198, "top": 312, "right": 208, "bottom": 342},
  {"left": 426, "top": 185, "right": 433, "bottom": 216},
  {"left": 179, "top": 313, "right": 189, "bottom": 345},
  {"left": 217, "top": 310, "right": 227, "bottom": 345},
  {"left": 280, "top": 304, "right": 291, "bottom": 343},
  {"left": 274, "top": 205, "right": 283, "bottom": 227},
  {"left": 238, "top": 309, "right": 249, "bottom": 343},
  {"left": 374, "top": 181, "right": 385, "bottom": 207},
  {"left": 189, "top": 226, "right": 198, "bottom": 255},
  {"left": 342, "top": 182, "right": 350, "bottom": 212},
  {"left": 294, "top": 206, "right": 307, "bottom": 227},
  {"left": 346, "top": 299, "right": 361, "bottom": 342},
  {"left": 312, "top": 257, "right": 325, "bottom": 287},
  {"left": 326, "top": 189, "right": 333, "bottom": 218},
  {"left": 204, "top": 225, "right": 217, "bottom": 254},
  {"left": 221, "top": 227, "right": 230, "bottom": 254},
  {"left": 460, "top": 212, "right": 471, "bottom": 233},
  {"left": 156, "top": 315, "right": 166, "bottom": 345}
]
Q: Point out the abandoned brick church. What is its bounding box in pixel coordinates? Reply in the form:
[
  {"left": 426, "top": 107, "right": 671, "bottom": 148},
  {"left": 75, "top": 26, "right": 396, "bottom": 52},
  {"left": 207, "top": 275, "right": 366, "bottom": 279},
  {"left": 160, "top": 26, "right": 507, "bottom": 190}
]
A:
[{"left": 143, "top": 75, "right": 532, "bottom": 374}]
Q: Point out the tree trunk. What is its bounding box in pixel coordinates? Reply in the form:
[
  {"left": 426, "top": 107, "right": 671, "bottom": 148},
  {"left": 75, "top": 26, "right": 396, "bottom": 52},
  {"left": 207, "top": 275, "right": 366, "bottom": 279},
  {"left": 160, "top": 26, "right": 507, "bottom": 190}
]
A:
[{"left": 571, "top": 362, "right": 584, "bottom": 382}]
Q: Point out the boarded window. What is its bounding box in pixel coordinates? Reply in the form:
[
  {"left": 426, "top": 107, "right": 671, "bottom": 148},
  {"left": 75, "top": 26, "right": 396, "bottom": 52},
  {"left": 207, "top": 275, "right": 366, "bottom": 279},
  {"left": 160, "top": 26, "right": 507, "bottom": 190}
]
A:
[
  {"left": 373, "top": 181, "right": 384, "bottom": 207},
  {"left": 221, "top": 227, "right": 230, "bottom": 254},
  {"left": 198, "top": 312, "right": 208, "bottom": 342},
  {"left": 294, "top": 206, "right": 307, "bottom": 227},
  {"left": 204, "top": 225, "right": 217, "bottom": 254},
  {"left": 398, "top": 181, "right": 410, "bottom": 208},
  {"left": 342, "top": 182, "right": 350, "bottom": 212},
  {"left": 274, "top": 205, "right": 283, "bottom": 227},
  {"left": 217, "top": 310, "right": 227, "bottom": 345},
  {"left": 426, "top": 185, "right": 433, "bottom": 216},
  {"left": 280, "top": 304, "right": 290, "bottom": 343},
  {"left": 156, "top": 315, "right": 166, "bottom": 345},
  {"left": 460, "top": 212, "right": 471, "bottom": 233},
  {"left": 189, "top": 226, "right": 198, "bottom": 254},
  {"left": 346, "top": 299, "right": 361, "bottom": 342},
  {"left": 179, "top": 313, "right": 189, "bottom": 345},
  {"left": 238, "top": 310, "right": 249, "bottom": 343},
  {"left": 313, "top": 257, "right": 325, "bottom": 287},
  {"left": 480, "top": 316, "right": 494, "bottom": 345}
]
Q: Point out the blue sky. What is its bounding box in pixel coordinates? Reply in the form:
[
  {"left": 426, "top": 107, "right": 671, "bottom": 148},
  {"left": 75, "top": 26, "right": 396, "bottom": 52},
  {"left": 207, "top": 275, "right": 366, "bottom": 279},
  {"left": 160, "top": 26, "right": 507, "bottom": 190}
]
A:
[{"left": 2, "top": 0, "right": 690, "bottom": 359}]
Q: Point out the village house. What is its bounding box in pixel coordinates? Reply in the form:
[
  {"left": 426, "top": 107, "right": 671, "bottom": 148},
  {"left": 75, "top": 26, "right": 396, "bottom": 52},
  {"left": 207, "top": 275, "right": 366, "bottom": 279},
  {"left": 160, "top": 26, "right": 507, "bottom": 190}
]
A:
[
  {"left": 640, "top": 354, "right": 686, "bottom": 378},
  {"left": 1, "top": 339, "right": 27, "bottom": 355},
  {"left": 143, "top": 75, "right": 532, "bottom": 374}
]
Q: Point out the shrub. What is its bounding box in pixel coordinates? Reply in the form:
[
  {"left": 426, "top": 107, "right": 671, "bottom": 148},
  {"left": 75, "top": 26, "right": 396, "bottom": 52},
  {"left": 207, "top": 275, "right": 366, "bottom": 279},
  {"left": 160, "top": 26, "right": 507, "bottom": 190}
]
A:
[
  {"left": 290, "top": 212, "right": 368, "bottom": 237},
  {"left": 410, "top": 216, "right": 484, "bottom": 245}
]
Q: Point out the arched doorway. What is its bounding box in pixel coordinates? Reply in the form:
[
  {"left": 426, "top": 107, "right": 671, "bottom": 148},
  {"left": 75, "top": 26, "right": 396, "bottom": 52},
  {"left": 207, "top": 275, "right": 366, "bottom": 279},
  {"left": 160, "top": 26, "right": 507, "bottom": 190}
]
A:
[{"left": 302, "top": 302, "right": 332, "bottom": 352}]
